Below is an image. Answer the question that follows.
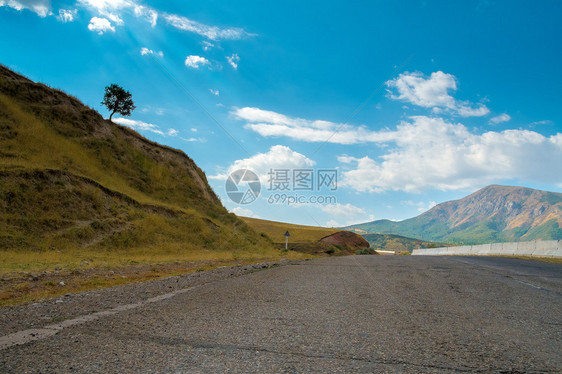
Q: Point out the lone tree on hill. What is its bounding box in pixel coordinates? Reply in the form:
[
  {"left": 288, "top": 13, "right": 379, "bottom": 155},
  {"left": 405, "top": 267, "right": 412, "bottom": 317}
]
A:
[{"left": 101, "top": 84, "right": 135, "bottom": 121}]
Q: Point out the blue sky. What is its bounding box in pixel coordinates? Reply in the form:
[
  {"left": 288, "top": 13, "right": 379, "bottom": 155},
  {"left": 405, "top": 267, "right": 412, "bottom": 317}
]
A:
[{"left": 1, "top": 0, "right": 561, "bottom": 227}]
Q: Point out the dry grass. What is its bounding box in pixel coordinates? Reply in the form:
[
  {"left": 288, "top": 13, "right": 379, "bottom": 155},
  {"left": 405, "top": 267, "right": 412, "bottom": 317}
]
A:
[
  {"left": 241, "top": 217, "right": 339, "bottom": 243},
  {"left": 0, "top": 247, "right": 285, "bottom": 274},
  {"left": 0, "top": 252, "right": 313, "bottom": 306}
]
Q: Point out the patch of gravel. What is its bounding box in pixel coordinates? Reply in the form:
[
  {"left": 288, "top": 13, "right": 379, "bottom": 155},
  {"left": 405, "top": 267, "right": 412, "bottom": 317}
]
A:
[{"left": 0, "top": 259, "right": 301, "bottom": 336}]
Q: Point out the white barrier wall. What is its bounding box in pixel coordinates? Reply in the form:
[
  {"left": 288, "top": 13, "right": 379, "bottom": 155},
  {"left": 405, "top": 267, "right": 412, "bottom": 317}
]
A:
[{"left": 411, "top": 240, "right": 561, "bottom": 258}]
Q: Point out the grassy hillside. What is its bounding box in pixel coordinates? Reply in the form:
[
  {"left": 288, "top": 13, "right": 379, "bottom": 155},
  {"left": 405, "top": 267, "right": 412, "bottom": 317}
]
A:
[
  {"left": 0, "top": 65, "right": 302, "bottom": 303},
  {"left": 241, "top": 217, "right": 369, "bottom": 255},
  {"left": 241, "top": 217, "right": 339, "bottom": 243},
  {"left": 347, "top": 185, "right": 562, "bottom": 245}
]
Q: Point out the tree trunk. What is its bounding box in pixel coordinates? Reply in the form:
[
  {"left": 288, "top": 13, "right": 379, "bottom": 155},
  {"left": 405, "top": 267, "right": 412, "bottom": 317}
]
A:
[{"left": 109, "top": 111, "right": 115, "bottom": 121}]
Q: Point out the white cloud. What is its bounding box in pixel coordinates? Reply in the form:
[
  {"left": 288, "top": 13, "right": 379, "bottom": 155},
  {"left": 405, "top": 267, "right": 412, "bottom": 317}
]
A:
[
  {"left": 190, "top": 128, "right": 198, "bottom": 132},
  {"left": 456, "top": 104, "right": 489, "bottom": 117},
  {"left": 234, "top": 107, "right": 397, "bottom": 145},
  {"left": 181, "top": 136, "right": 205, "bottom": 143},
  {"left": 337, "top": 156, "right": 384, "bottom": 193},
  {"left": 403, "top": 200, "right": 437, "bottom": 213},
  {"left": 87, "top": 16, "right": 115, "bottom": 34},
  {"left": 79, "top": 2, "right": 251, "bottom": 35},
  {"left": 388, "top": 71, "right": 456, "bottom": 108},
  {"left": 105, "top": 12, "right": 123, "bottom": 25},
  {"left": 133, "top": 4, "right": 157, "bottom": 26},
  {"left": 164, "top": 14, "right": 253, "bottom": 40},
  {"left": 113, "top": 117, "right": 178, "bottom": 137},
  {"left": 56, "top": 8, "right": 77, "bottom": 22},
  {"left": 0, "top": 0, "right": 51, "bottom": 17},
  {"left": 78, "top": 0, "right": 157, "bottom": 27},
  {"left": 202, "top": 41, "right": 214, "bottom": 51},
  {"left": 337, "top": 116, "right": 562, "bottom": 192},
  {"left": 320, "top": 203, "right": 374, "bottom": 227},
  {"left": 489, "top": 113, "right": 511, "bottom": 125},
  {"left": 529, "top": 120, "right": 552, "bottom": 126},
  {"left": 140, "top": 47, "right": 163, "bottom": 57},
  {"left": 386, "top": 71, "right": 490, "bottom": 117},
  {"left": 77, "top": 0, "right": 129, "bottom": 24},
  {"left": 227, "top": 53, "right": 240, "bottom": 69},
  {"left": 210, "top": 145, "right": 316, "bottom": 183},
  {"left": 209, "top": 89, "right": 220, "bottom": 96},
  {"left": 320, "top": 203, "right": 366, "bottom": 217},
  {"left": 230, "top": 207, "right": 258, "bottom": 218},
  {"left": 140, "top": 105, "right": 164, "bottom": 115},
  {"left": 78, "top": 0, "right": 131, "bottom": 12},
  {"left": 113, "top": 117, "right": 163, "bottom": 135},
  {"left": 184, "top": 55, "right": 209, "bottom": 69}
]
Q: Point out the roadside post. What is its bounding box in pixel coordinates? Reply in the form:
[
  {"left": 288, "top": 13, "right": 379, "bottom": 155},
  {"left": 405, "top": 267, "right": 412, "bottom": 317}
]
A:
[{"left": 284, "top": 230, "right": 290, "bottom": 250}]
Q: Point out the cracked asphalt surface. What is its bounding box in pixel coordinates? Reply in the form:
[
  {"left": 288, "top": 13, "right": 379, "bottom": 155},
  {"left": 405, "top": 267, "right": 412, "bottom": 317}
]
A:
[{"left": 1, "top": 255, "right": 561, "bottom": 373}]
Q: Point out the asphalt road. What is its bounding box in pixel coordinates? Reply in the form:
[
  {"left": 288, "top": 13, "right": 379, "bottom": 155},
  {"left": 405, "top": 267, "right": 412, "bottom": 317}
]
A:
[{"left": 1, "top": 256, "right": 561, "bottom": 373}]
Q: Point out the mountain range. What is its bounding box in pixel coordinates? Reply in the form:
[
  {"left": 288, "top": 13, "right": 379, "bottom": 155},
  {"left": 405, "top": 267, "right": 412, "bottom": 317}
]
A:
[{"left": 347, "top": 185, "right": 562, "bottom": 244}]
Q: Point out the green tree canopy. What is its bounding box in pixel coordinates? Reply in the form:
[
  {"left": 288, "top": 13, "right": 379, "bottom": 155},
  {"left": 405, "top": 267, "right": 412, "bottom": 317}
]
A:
[{"left": 101, "top": 84, "right": 135, "bottom": 121}]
